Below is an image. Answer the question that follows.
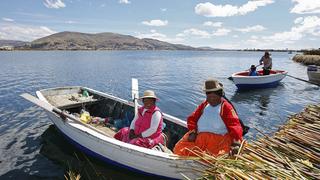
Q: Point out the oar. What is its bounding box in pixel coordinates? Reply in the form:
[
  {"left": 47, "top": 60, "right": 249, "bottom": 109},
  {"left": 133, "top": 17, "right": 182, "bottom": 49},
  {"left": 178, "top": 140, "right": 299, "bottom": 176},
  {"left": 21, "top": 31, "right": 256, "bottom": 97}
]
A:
[
  {"left": 228, "top": 64, "right": 261, "bottom": 80},
  {"left": 286, "top": 74, "right": 320, "bottom": 86},
  {"left": 20, "top": 93, "right": 112, "bottom": 137},
  {"left": 131, "top": 78, "right": 139, "bottom": 116}
]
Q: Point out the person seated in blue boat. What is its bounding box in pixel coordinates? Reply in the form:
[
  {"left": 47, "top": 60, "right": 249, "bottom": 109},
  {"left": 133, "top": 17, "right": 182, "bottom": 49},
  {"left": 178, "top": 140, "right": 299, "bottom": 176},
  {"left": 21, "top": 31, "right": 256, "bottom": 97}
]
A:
[
  {"left": 259, "top": 51, "right": 272, "bottom": 75},
  {"left": 114, "top": 90, "right": 164, "bottom": 149},
  {"left": 248, "top": 65, "right": 259, "bottom": 76}
]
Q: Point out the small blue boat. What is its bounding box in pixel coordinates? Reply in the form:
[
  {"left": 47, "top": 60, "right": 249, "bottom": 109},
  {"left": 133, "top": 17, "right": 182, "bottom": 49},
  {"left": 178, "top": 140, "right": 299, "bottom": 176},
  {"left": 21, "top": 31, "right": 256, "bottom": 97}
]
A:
[{"left": 231, "top": 70, "right": 287, "bottom": 90}]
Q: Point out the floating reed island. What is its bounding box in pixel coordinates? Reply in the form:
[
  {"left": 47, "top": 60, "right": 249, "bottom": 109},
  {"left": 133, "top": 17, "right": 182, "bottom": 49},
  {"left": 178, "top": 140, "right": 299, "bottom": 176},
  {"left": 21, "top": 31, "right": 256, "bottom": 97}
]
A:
[
  {"left": 292, "top": 50, "right": 320, "bottom": 66},
  {"left": 187, "top": 104, "right": 320, "bottom": 179}
]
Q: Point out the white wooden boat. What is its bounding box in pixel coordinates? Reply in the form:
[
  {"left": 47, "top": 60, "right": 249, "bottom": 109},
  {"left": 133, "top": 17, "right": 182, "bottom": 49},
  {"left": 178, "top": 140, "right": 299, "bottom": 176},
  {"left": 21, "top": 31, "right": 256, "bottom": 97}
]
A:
[
  {"left": 231, "top": 70, "right": 287, "bottom": 90},
  {"left": 21, "top": 83, "right": 203, "bottom": 179},
  {"left": 307, "top": 65, "right": 320, "bottom": 84}
]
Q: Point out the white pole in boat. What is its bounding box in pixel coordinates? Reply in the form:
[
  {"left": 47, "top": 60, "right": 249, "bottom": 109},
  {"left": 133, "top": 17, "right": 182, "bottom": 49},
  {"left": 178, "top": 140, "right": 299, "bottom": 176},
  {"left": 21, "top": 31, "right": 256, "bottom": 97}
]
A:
[{"left": 131, "top": 78, "right": 139, "bottom": 116}]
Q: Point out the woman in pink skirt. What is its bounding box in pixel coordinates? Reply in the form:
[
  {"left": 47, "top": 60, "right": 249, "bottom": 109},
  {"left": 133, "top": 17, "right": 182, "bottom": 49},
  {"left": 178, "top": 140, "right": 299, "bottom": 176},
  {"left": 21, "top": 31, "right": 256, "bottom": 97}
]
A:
[{"left": 114, "top": 90, "right": 164, "bottom": 148}]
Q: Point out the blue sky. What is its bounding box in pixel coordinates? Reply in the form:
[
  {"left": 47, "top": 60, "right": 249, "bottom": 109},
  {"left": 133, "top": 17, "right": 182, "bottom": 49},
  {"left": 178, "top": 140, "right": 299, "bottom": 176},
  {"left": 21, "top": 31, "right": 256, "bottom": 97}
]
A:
[{"left": 0, "top": 0, "right": 319, "bottom": 49}]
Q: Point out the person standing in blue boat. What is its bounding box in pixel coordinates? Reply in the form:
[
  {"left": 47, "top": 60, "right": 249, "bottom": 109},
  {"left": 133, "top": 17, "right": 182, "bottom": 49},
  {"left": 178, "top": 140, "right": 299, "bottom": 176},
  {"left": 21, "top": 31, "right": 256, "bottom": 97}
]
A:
[
  {"left": 259, "top": 51, "right": 272, "bottom": 75},
  {"left": 114, "top": 90, "right": 164, "bottom": 149}
]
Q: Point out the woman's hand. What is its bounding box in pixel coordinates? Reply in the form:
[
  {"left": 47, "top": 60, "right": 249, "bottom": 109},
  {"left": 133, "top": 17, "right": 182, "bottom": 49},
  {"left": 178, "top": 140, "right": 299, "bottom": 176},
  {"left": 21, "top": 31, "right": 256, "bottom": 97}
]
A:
[
  {"left": 229, "top": 140, "right": 241, "bottom": 156},
  {"left": 129, "top": 129, "right": 136, "bottom": 139},
  {"left": 188, "top": 131, "right": 197, "bottom": 142},
  {"left": 129, "top": 129, "right": 142, "bottom": 139}
]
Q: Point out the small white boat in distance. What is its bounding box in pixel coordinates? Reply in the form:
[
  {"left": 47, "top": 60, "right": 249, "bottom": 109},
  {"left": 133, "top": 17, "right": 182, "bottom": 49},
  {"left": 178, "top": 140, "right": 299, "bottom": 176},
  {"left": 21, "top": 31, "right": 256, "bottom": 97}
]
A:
[
  {"left": 21, "top": 83, "right": 203, "bottom": 179},
  {"left": 307, "top": 65, "right": 320, "bottom": 84},
  {"left": 232, "top": 70, "right": 287, "bottom": 90}
]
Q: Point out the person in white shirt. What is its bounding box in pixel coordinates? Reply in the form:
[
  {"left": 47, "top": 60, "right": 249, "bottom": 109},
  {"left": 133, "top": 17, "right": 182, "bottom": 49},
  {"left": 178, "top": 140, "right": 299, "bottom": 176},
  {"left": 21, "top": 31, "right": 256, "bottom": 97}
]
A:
[{"left": 259, "top": 51, "right": 272, "bottom": 75}]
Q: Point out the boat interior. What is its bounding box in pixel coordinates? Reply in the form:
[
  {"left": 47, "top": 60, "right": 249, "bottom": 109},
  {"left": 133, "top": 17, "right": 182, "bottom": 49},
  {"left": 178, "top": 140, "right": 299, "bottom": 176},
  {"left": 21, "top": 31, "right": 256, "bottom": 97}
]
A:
[
  {"left": 41, "top": 87, "right": 187, "bottom": 151},
  {"left": 235, "top": 70, "right": 284, "bottom": 76}
]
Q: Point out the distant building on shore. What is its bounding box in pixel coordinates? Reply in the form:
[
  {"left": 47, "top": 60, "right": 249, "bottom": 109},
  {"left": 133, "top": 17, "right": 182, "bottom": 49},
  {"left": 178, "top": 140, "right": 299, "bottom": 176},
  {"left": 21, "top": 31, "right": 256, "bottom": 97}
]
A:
[{"left": 0, "top": 46, "right": 14, "bottom": 51}]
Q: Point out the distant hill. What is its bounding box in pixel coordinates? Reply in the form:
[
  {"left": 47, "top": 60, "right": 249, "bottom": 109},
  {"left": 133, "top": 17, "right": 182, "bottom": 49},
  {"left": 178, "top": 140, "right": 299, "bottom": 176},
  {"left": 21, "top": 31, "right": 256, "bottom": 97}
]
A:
[
  {"left": 20, "top": 31, "right": 202, "bottom": 50},
  {"left": 0, "top": 40, "right": 27, "bottom": 47}
]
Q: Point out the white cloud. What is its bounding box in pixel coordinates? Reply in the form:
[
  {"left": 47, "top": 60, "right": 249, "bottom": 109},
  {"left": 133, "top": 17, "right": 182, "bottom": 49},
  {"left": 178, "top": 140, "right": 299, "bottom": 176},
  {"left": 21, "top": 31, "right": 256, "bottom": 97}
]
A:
[
  {"left": 2, "top": 18, "right": 14, "bottom": 22},
  {"left": 142, "top": 20, "right": 168, "bottom": 27},
  {"left": 212, "top": 28, "right": 231, "bottom": 36},
  {"left": 161, "top": 8, "right": 167, "bottom": 12},
  {"left": 294, "top": 17, "right": 303, "bottom": 24},
  {"left": 203, "top": 21, "right": 223, "bottom": 27},
  {"left": 263, "top": 16, "right": 320, "bottom": 42},
  {"left": 119, "top": 0, "right": 130, "bottom": 4},
  {"left": 135, "top": 30, "right": 183, "bottom": 43},
  {"left": 180, "top": 28, "right": 211, "bottom": 38},
  {"left": 290, "top": 0, "right": 320, "bottom": 14},
  {"left": 0, "top": 23, "right": 56, "bottom": 41},
  {"left": 240, "top": 16, "right": 320, "bottom": 49},
  {"left": 195, "top": 0, "right": 274, "bottom": 17},
  {"left": 43, "top": 0, "right": 66, "bottom": 9},
  {"left": 236, "top": 25, "right": 266, "bottom": 33},
  {"left": 65, "top": 20, "right": 77, "bottom": 24}
]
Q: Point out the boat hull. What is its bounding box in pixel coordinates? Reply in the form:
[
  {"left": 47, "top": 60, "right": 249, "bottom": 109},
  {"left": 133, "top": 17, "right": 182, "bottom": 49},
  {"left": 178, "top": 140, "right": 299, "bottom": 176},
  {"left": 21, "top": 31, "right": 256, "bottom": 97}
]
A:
[
  {"left": 307, "top": 65, "right": 320, "bottom": 84},
  {"left": 232, "top": 70, "right": 287, "bottom": 90},
  {"left": 36, "top": 87, "right": 199, "bottom": 179}
]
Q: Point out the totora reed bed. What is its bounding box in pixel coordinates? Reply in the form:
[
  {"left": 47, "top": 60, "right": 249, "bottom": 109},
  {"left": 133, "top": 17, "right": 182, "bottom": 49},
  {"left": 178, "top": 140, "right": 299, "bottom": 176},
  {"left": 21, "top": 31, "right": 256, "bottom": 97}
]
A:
[{"left": 292, "top": 54, "right": 320, "bottom": 66}]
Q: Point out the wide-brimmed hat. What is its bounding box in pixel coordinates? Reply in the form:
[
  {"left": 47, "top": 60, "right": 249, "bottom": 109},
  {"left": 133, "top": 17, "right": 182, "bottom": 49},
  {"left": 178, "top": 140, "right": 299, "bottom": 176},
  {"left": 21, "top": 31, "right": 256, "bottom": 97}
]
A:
[
  {"left": 202, "top": 79, "right": 223, "bottom": 92},
  {"left": 140, "top": 90, "right": 158, "bottom": 100}
]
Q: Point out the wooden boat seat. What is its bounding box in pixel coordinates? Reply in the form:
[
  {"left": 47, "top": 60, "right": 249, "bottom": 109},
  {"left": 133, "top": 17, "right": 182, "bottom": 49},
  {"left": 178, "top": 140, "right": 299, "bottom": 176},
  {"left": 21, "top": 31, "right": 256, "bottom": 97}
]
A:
[
  {"left": 90, "top": 123, "right": 117, "bottom": 137},
  {"left": 46, "top": 93, "right": 99, "bottom": 109}
]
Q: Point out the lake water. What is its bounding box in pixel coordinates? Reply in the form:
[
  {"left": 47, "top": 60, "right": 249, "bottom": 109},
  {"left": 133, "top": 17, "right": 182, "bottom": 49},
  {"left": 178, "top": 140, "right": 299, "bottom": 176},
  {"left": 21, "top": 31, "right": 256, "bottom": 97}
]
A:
[{"left": 0, "top": 51, "right": 319, "bottom": 179}]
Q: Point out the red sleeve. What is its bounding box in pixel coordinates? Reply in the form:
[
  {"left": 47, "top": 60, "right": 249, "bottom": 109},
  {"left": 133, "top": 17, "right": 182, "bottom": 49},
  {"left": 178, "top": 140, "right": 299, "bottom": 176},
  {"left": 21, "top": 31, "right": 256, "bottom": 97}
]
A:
[
  {"left": 220, "top": 100, "right": 243, "bottom": 141},
  {"left": 187, "top": 101, "right": 208, "bottom": 131}
]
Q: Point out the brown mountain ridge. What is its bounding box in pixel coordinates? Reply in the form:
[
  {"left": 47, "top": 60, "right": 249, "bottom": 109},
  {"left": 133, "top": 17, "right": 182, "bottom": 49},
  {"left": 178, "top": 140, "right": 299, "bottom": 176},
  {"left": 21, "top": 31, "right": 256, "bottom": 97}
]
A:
[{"left": 24, "top": 31, "right": 204, "bottom": 50}]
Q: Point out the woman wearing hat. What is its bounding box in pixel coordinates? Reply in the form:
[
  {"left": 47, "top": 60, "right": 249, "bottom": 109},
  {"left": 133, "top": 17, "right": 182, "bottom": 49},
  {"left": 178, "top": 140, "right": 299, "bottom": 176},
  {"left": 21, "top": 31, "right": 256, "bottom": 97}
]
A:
[
  {"left": 259, "top": 51, "right": 272, "bottom": 75},
  {"left": 173, "top": 79, "right": 243, "bottom": 156},
  {"left": 114, "top": 90, "right": 164, "bottom": 149}
]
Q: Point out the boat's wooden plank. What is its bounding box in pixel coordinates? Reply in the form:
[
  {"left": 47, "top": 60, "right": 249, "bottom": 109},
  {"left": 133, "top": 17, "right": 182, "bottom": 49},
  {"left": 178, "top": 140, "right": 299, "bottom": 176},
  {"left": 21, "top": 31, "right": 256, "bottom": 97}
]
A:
[
  {"left": 46, "top": 93, "right": 99, "bottom": 109},
  {"left": 92, "top": 124, "right": 117, "bottom": 137}
]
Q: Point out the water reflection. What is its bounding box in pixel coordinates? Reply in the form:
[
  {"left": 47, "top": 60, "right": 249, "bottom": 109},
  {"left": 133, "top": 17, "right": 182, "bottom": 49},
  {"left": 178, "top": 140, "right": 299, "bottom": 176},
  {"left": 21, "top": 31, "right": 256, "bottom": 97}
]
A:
[
  {"left": 229, "top": 85, "right": 285, "bottom": 139},
  {"left": 39, "top": 125, "right": 158, "bottom": 180},
  {"left": 230, "top": 86, "right": 283, "bottom": 113}
]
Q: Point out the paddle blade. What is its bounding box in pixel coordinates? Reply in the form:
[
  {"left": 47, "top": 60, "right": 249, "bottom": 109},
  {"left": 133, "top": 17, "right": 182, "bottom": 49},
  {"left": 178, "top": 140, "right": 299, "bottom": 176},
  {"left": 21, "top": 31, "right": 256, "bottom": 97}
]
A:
[
  {"left": 131, "top": 78, "right": 139, "bottom": 99},
  {"left": 20, "top": 93, "right": 55, "bottom": 112}
]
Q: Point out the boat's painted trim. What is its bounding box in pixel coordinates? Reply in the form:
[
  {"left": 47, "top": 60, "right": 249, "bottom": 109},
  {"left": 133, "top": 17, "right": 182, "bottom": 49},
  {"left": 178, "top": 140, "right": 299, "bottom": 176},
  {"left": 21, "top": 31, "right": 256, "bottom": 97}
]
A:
[{"left": 235, "top": 80, "right": 281, "bottom": 89}]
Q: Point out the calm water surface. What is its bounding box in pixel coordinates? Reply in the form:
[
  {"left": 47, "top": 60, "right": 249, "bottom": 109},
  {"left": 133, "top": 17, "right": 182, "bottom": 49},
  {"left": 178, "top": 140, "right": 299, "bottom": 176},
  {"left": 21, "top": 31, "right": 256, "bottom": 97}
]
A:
[{"left": 0, "top": 51, "right": 319, "bottom": 179}]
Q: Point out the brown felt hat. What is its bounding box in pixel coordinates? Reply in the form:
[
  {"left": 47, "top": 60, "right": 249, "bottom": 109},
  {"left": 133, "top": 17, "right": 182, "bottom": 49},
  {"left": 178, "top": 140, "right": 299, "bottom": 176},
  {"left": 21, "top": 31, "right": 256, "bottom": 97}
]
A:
[{"left": 202, "top": 79, "right": 223, "bottom": 92}]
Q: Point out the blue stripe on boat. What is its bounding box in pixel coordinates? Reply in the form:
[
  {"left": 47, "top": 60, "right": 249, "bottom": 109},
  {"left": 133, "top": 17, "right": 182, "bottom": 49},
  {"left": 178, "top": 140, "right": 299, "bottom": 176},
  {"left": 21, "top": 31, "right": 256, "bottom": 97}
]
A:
[
  {"left": 236, "top": 80, "right": 281, "bottom": 90},
  {"left": 57, "top": 129, "right": 178, "bottom": 180}
]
